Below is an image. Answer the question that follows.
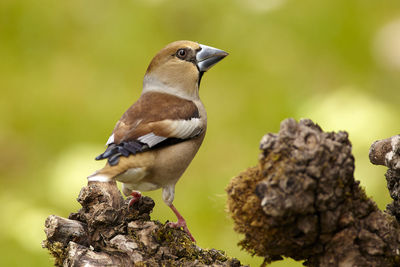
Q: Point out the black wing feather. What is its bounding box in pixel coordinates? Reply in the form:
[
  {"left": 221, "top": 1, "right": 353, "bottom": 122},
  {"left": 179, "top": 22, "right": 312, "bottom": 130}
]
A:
[
  {"left": 95, "top": 140, "right": 147, "bottom": 166},
  {"left": 95, "top": 138, "right": 190, "bottom": 166}
]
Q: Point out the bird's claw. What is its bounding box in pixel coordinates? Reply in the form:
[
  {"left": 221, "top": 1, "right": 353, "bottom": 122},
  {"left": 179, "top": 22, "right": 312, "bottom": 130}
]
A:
[
  {"left": 128, "top": 191, "right": 142, "bottom": 209},
  {"left": 167, "top": 220, "right": 196, "bottom": 242}
]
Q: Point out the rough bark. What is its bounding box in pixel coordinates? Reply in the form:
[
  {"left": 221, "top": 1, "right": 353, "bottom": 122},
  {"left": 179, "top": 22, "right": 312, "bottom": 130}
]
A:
[
  {"left": 43, "top": 180, "right": 243, "bottom": 266},
  {"left": 226, "top": 118, "right": 400, "bottom": 266},
  {"left": 370, "top": 135, "right": 400, "bottom": 222}
]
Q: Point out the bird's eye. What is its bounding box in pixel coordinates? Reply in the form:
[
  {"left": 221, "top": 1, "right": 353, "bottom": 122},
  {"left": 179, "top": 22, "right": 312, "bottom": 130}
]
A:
[{"left": 176, "top": 49, "right": 187, "bottom": 59}]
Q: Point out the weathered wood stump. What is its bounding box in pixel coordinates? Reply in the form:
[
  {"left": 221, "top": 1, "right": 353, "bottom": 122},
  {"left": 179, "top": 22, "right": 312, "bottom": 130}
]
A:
[
  {"left": 226, "top": 119, "right": 400, "bottom": 266},
  {"left": 43, "top": 180, "right": 243, "bottom": 266}
]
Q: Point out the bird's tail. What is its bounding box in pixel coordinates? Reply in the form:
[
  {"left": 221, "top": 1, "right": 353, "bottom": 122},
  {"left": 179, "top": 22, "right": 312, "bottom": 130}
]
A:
[{"left": 87, "top": 171, "right": 113, "bottom": 182}]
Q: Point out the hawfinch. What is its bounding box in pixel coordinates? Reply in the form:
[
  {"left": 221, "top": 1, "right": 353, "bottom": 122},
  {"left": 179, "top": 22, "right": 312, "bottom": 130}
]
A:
[{"left": 88, "top": 40, "right": 228, "bottom": 242}]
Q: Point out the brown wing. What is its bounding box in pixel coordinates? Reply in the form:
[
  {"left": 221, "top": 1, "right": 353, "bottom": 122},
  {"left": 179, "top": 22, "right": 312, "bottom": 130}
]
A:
[
  {"left": 95, "top": 92, "right": 203, "bottom": 166},
  {"left": 113, "top": 91, "right": 200, "bottom": 143}
]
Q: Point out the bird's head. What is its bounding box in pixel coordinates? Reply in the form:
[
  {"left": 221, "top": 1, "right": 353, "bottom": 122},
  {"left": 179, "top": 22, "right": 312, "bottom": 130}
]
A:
[{"left": 143, "top": 40, "right": 228, "bottom": 100}]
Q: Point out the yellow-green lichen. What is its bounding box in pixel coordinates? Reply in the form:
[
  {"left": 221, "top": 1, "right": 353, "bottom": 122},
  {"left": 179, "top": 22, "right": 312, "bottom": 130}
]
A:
[{"left": 42, "top": 240, "right": 67, "bottom": 267}]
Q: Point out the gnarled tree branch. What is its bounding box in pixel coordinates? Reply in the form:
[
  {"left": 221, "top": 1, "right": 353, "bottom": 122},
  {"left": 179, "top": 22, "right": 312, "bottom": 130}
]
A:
[
  {"left": 226, "top": 118, "right": 400, "bottom": 266},
  {"left": 43, "top": 180, "right": 243, "bottom": 266}
]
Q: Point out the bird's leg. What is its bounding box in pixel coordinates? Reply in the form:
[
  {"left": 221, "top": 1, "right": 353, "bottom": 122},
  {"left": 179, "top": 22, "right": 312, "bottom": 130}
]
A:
[
  {"left": 128, "top": 190, "right": 142, "bottom": 207},
  {"left": 167, "top": 204, "right": 196, "bottom": 242}
]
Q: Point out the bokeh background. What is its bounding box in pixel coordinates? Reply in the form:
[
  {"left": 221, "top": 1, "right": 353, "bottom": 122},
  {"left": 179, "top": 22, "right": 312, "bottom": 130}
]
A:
[{"left": 1, "top": 0, "right": 400, "bottom": 266}]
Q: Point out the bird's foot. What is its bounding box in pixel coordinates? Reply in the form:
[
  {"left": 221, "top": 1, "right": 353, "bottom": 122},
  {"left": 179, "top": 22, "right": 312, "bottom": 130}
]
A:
[
  {"left": 167, "top": 217, "right": 196, "bottom": 242},
  {"left": 128, "top": 191, "right": 142, "bottom": 208}
]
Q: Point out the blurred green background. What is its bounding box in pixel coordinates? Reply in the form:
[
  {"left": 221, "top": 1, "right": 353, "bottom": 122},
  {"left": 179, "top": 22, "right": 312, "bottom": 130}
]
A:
[{"left": 1, "top": 0, "right": 400, "bottom": 266}]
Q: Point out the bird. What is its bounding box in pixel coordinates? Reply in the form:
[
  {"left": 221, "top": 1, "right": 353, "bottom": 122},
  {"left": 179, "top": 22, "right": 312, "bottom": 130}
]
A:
[{"left": 88, "top": 40, "right": 228, "bottom": 242}]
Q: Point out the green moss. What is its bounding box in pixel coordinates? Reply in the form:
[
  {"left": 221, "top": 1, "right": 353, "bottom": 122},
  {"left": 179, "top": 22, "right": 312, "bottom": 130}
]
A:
[
  {"left": 150, "top": 224, "right": 233, "bottom": 265},
  {"left": 226, "top": 166, "right": 272, "bottom": 256},
  {"left": 42, "top": 241, "right": 67, "bottom": 267}
]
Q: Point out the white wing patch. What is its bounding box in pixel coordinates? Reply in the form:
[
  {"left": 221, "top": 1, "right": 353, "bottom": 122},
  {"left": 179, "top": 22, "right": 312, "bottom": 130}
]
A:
[
  {"left": 106, "top": 134, "right": 115, "bottom": 146},
  {"left": 138, "top": 133, "right": 167, "bottom": 148},
  {"left": 165, "top": 118, "right": 203, "bottom": 139},
  {"left": 137, "top": 118, "right": 203, "bottom": 148}
]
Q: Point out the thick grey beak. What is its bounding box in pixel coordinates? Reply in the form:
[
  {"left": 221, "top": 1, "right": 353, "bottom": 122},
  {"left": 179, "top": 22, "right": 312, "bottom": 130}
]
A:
[{"left": 196, "top": 44, "right": 228, "bottom": 72}]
